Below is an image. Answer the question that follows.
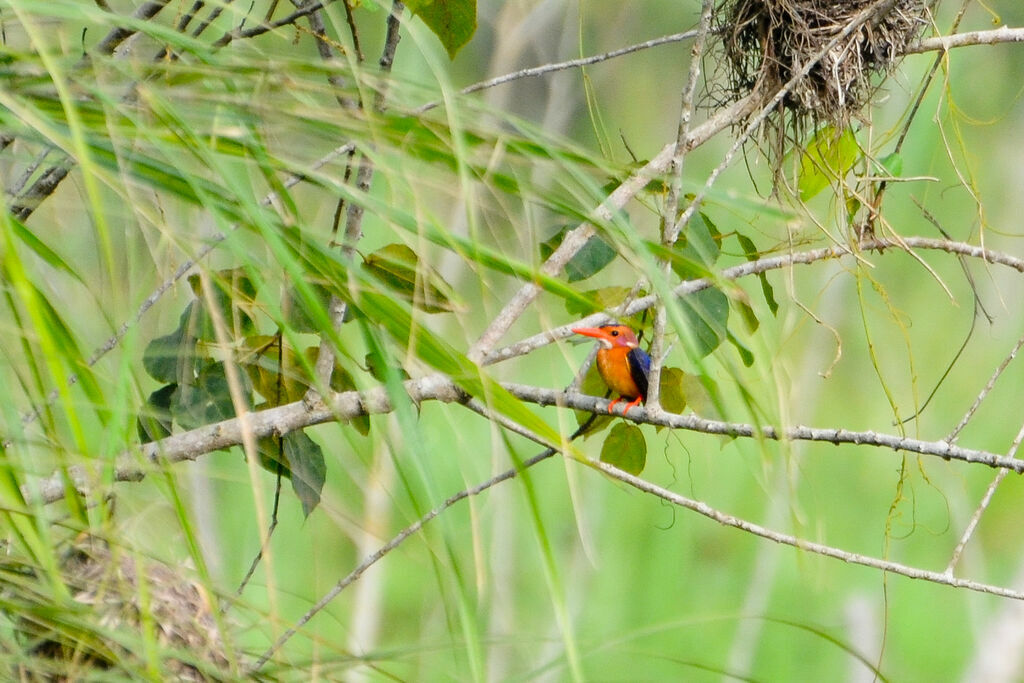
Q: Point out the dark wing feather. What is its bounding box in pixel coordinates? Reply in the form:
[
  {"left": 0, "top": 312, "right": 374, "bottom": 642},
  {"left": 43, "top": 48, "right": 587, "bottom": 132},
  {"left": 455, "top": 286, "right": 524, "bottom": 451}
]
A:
[{"left": 626, "top": 347, "right": 651, "bottom": 400}]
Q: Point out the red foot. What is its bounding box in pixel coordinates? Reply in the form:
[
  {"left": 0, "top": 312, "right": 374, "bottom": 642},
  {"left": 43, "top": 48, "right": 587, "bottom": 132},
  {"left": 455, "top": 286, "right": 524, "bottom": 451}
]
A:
[{"left": 607, "top": 395, "right": 643, "bottom": 414}]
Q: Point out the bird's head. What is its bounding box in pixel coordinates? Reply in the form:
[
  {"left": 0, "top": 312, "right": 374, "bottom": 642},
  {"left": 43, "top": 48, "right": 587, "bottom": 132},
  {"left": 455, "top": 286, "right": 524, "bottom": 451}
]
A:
[{"left": 571, "top": 324, "right": 639, "bottom": 350}]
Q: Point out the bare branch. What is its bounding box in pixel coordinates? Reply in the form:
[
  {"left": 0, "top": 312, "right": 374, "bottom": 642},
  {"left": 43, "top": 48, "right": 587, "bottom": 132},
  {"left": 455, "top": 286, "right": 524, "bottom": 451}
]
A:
[
  {"left": 26, "top": 371, "right": 1024, "bottom": 507},
  {"left": 483, "top": 236, "right": 1024, "bottom": 366},
  {"left": 649, "top": 0, "right": 715, "bottom": 411},
  {"left": 467, "top": 93, "right": 758, "bottom": 361},
  {"left": 251, "top": 408, "right": 1024, "bottom": 670},
  {"left": 905, "top": 26, "right": 1024, "bottom": 54},
  {"left": 592, "top": 459, "right": 1024, "bottom": 602},
  {"left": 93, "top": 0, "right": 171, "bottom": 56},
  {"left": 414, "top": 30, "right": 702, "bottom": 115}
]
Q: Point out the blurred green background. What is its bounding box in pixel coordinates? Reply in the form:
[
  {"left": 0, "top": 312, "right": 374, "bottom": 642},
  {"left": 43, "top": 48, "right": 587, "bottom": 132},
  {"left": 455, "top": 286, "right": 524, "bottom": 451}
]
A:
[{"left": 4, "top": 0, "right": 1024, "bottom": 679}]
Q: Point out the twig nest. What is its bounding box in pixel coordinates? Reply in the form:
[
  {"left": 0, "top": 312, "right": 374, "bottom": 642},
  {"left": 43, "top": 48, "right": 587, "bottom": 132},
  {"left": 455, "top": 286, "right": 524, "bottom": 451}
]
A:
[
  {"left": 715, "top": 0, "right": 931, "bottom": 130},
  {"left": 13, "top": 538, "right": 229, "bottom": 681}
]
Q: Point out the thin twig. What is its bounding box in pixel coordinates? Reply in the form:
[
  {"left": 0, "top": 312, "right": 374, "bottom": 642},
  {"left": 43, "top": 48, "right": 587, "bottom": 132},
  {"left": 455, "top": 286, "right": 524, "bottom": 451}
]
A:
[
  {"left": 466, "top": 93, "right": 758, "bottom": 361},
  {"left": 211, "top": 0, "right": 333, "bottom": 48},
  {"left": 648, "top": 0, "right": 714, "bottom": 410},
  {"left": 946, "top": 332, "right": 1024, "bottom": 443},
  {"left": 482, "top": 236, "right": 1024, "bottom": 366},
  {"left": 248, "top": 410, "right": 597, "bottom": 673},
  {"left": 946, "top": 413, "right": 1024, "bottom": 575},
  {"left": 591, "top": 458, "right": 1024, "bottom": 602},
  {"left": 413, "top": 30, "right": 702, "bottom": 115},
  {"left": 310, "top": 2, "right": 402, "bottom": 390}
]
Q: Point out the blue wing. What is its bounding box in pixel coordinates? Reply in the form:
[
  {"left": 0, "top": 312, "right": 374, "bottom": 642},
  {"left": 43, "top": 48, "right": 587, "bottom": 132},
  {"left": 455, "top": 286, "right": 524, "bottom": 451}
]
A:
[{"left": 626, "top": 347, "right": 651, "bottom": 401}]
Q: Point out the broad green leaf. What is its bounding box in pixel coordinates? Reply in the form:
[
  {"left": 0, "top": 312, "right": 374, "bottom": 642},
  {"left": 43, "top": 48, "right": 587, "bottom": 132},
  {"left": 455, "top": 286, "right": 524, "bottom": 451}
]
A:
[
  {"left": 283, "top": 431, "right": 326, "bottom": 518},
  {"left": 728, "top": 330, "right": 755, "bottom": 367},
  {"left": 284, "top": 279, "right": 334, "bottom": 333},
  {"left": 365, "top": 349, "right": 410, "bottom": 384},
  {"left": 682, "top": 373, "right": 719, "bottom": 418},
  {"left": 733, "top": 296, "right": 760, "bottom": 334},
  {"left": 187, "top": 268, "right": 258, "bottom": 341},
  {"left": 143, "top": 303, "right": 196, "bottom": 384},
  {"left": 601, "top": 423, "right": 646, "bottom": 475},
  {"left": 797, "top": 126, "right": 860, "bottom": 201},
  {"left": 659, "top": 367, "right": 687, "bottom": 414},
  {"left": 670, "top": 212, "right": 721, "bottom": 280},
  {"left": 137, "top": 384, "right": 176, "bottom": 443},
  {"left": 879, "top": 152, "right": 903, "bottom": 178},
  {"left": 681, "top": 288, "right": 729, "bottom": 357},
  {"left": 363, "top": 243, "right": 463, "bottom": 314},
  {"left": 735, "top": 233, "right": 778, "bottom": 315},
  {"left": 240, "top": 336, "right": 309, "bottom": 406},
  {"left": 405, "top": 0, "right": 478, "bottom": 59},
  {"left": 564, "top": 285, "right": 631, "bottom": 318},
  {"left": 541, "top": 226, "right": 617, "bottom": 282},
  {"left": 171, "top": 361, "right": 250, "bottom": 430}
]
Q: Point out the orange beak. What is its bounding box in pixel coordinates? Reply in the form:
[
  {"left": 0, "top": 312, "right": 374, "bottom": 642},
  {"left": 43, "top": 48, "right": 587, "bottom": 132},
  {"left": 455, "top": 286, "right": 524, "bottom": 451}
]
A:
[{"left": 572, "top": 326, "right": 613, "bottom": 343}]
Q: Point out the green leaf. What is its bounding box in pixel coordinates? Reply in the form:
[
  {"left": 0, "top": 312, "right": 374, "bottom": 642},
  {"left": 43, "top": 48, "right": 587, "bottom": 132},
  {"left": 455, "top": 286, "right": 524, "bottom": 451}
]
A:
[
  {"left": 187, "top": 268, "right": 258, "bottom": 341},
  {"left": 283, "top": 431, "right": 326, "bottom": 518},
  {"left": 137, "top": 384, "right": 176, "bottom": 443},
  {"left": 879, "top": 152, "right": 903, "bottom": 178},
  {"left": 365, "top": 349, "right": 410, "bottom": 384},
  {"left": 601, "top": 423, "right": 646, "bottom": 475},
  {"left": 735, "top": 233, "right": 778, "bottom": 315},
  {"left": 541, "top": 226, "right": 617, "bottom": 282},
  {"left": 728, "top": 330, "right": 755, "bottom": 367},
  {"left": 681, "top": 373, "right": 719, "bottom": 418},
  {"left": 363, "top": 243, "right": 463, "bottom": 314},
  {"left": 329, "top": 361, "right": 370, "bottom": 437},
  {"left": 733, "top": 296, "right": 760, "bottom": 334},
  {"left": 143, "top": 303, "right": 196, "bottom": 384},
  {"left": 670, "top": 212, "right": 721, "bottom": 280},
  {"left": 171, "top": 361, "right": 250, "bottom": 430},
  {"left": 8, "top": 217, "right": 85, "bottom": 284},
  {"left": 659, "top": 367, "right": 687, "bottom": 414},
  {"left": 797, "top": 126, "right": 860, "bottom": 201},
  {"left": 284, "top": 280, "right": 334, "bottom": 333},
  {"left": 29, "top": 282, "right": 109, "bottom": 425},
  {"left": 681, "top": 288, "right": 729, "bottom": 357},
  {"left": 574, "top": 362, "right": 613, "bottom": 437},
  {"left": 405, "top": 0, "right": 477, "bottom": 59},
  {"left": 564, "top": 286, "right": 632, "bottom": 318}
]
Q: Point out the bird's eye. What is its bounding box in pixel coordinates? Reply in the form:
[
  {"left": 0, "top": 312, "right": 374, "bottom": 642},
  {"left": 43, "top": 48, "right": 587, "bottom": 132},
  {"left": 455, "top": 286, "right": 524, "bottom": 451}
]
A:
[{"left": 610, "top": 330, "right": 619, "bottom": 336}]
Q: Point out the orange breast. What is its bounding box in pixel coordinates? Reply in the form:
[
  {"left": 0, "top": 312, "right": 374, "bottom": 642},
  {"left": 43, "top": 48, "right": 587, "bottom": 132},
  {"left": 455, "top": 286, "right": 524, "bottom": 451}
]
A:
[{"left": 596, "top": 347, "right": 642, "bottom": 399}]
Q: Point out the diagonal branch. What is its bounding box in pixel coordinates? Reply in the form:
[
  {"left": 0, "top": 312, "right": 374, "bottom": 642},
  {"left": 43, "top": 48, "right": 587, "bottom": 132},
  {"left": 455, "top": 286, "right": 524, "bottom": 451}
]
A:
[
  {"left": 467, "top": 93, "right": 758, "bottom": 361},
  {"left": 482, "top": 236, "right": 1024, "bottom": 366},
  {"left": 251, "top": 419, "right": 1024, "bottom": 669},
  {"left": 26, "top": 374, "right": 1024, "bottom": 507},
  {"left": 591, "top": 459, "right": 1024, "bottom": 602}
]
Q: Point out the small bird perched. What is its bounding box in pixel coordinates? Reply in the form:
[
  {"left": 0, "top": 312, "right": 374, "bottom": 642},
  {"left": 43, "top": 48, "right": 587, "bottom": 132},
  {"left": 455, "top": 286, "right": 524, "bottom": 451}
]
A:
[{"left": 572, "top": 324, "right": 651, "bottom": 413}]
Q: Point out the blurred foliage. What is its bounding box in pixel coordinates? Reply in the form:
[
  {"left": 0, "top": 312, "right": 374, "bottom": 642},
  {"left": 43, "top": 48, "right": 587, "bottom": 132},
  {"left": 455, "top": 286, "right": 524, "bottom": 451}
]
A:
[{"left": 0, "top": 0, "right": 1023, "bottom": 680}]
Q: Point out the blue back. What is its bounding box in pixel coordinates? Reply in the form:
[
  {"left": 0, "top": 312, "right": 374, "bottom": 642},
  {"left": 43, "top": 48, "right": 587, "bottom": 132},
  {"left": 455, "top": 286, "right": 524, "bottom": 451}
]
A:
[{"left": 626, "top": 347, "right": 652, "bottom": 400}]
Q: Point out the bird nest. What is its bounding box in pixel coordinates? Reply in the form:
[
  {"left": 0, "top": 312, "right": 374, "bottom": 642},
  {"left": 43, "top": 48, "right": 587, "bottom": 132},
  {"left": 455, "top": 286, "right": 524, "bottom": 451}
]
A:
[{"left": 712, "top": 0, "right": 931, "bottom": 151}]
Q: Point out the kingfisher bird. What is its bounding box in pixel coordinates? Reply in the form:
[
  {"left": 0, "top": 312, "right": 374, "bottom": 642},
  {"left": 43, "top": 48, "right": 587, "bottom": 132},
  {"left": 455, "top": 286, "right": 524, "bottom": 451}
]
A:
[{"left": 572, "top": 324, "right": 651, "bottom": 413}]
